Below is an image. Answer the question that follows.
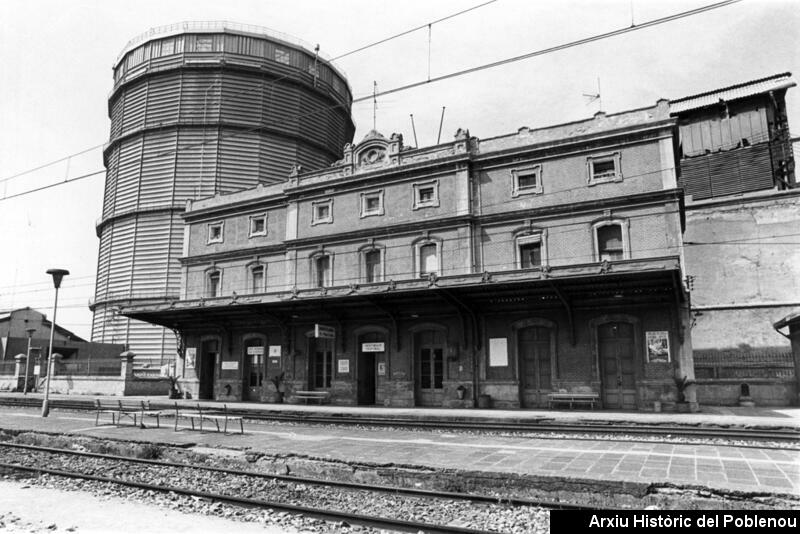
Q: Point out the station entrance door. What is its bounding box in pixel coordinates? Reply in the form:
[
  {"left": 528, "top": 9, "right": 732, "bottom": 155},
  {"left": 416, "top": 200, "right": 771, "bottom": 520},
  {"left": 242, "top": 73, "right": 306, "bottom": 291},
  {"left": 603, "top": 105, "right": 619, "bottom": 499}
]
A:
[
  {"left": 199, "top": 339, "right": 218, "bottom": 400},
  {"left": 415, "top": 330, "right": 444, "bottom": 407},
  {"left": 518, "top": 326, "right": 552, "bottom": 407},
  {"left": 243, "top": 338, "right": 265, "bottom": 401},
  {"left": 599, "top": 322, "right": 637, "bottom": 409},
  {"left": 357, "top": 332, "right": 383, "bottom": 405}
]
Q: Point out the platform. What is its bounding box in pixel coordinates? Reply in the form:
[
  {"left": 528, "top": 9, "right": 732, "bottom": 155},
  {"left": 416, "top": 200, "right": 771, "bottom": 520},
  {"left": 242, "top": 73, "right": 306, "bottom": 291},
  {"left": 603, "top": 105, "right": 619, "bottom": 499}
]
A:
[{"left": 0, "top": 393, "right": 797, "bottom": 507}]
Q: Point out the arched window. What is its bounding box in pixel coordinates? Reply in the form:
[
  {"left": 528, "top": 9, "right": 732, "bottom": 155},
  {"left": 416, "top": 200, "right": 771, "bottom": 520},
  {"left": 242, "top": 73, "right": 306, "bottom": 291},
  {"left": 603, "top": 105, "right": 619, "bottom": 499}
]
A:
[
  {"left": 250, "top": 265, "right": 265, "bottom": 293},
  {"left": 314, "top": 254, "right": 332, "bottom": 288},
  {"left": 364, "top": 249, "right": 382, "bottom": 283},
  {"left": 593, "top": 220, "right": 630, "bottom": 262},
  {"left": 419, "top": 243, "right": 438, "bottom": 277},
  {"left": 207, "top": 270, "right": 221, "bottom": 297}
]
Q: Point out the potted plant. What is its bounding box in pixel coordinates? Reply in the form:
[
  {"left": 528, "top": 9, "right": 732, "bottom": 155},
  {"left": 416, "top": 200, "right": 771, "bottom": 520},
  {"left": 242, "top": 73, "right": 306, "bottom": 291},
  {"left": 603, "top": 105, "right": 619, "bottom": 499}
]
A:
[
  {"left": 673, "top": 374, "right": 695, "bottom": 413},
  {"left": 269, "top": 372, "right": 286, "bottom": 403},
  {"left": 456, "top": 385, "right": 467, "bottom": 400}
]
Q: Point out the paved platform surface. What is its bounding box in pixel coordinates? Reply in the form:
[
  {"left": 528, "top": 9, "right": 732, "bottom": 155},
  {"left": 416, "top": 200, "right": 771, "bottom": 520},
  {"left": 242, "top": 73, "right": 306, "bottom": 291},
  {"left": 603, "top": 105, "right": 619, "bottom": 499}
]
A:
[
  {"left": 3, "top": 392, "right": 799, "bottom": 428},
  {"left": 0, "top": 397, "right": 797, "bottom": 503}
]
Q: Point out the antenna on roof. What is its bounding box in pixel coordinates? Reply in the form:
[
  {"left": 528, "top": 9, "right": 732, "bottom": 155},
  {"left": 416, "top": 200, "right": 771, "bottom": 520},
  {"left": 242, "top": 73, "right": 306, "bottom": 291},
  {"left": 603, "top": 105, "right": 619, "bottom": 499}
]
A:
[
  {"left": 437, "top": 106, "right": 446, "bottom": 144},
  {"left": 373, "top": 81, "right": 378, "bottom": 131},
  {"left": 410, "top": 114, "right": 419, "bottom": 147},
  {"left": 583, "top": 77, "right": 602, "bottom": 112}
]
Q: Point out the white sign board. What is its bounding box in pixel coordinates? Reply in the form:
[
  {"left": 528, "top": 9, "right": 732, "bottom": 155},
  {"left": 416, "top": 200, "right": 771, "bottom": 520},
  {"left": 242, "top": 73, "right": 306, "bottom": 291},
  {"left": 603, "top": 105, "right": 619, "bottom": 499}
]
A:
[
  {"left": 337, "top": 359, "right": 350, "bottom": 373},
  {"left": 489, "top": 338, "right": 509, "bottom": 367},
  {"left": 185, "top": 348, "right": 197, "bottom": 369},
  {"left": 33, "top": 365, "right": 41, "bottom": 375},
  {"left": 268, "top": 345, "right": 282, "bottom": 357},
  {"left": 247, "top": 346, "right": 265, "bottom": 355},
  {"left": 315, "top": 324, "right": 336, "bottom": 339},
  {"left": 361, "top": 342, "right": 385, "bottom": 352},
  {"left": 221, "top": 361, "right": 239, "bottom": 370}
]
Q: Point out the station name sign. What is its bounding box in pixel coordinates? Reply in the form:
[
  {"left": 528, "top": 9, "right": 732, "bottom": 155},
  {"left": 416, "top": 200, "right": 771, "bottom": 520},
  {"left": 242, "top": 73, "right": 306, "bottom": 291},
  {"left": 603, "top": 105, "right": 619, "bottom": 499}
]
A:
[
  {"left": 315, "top": 324, "right": 335, "bottom": 339},
  {"left": 361, "top": 342, "right": 385, "bottom": 352}
]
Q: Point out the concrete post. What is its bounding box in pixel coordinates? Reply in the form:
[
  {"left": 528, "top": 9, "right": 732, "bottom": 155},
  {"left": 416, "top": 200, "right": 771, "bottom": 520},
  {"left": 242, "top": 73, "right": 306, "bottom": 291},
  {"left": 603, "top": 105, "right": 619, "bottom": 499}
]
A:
[
  {"left": 120, "top": 351, "right": 135, "bottom": 380},
  {"left": 677, "top": 302, "right": 699, "bottom": 411},
  {"left": 14, "top": 355, "right": 25, "bottom": 390}
]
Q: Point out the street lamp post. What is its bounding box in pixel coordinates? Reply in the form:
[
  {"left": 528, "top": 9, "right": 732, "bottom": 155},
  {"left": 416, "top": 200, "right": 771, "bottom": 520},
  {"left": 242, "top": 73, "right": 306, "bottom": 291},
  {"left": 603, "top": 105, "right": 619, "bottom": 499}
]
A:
[
  {"left": 41, "top": 268, "right": 69, "bottom": 417},
  {"left": 23, "top": 327, "right": 36, "bottom": 395}
]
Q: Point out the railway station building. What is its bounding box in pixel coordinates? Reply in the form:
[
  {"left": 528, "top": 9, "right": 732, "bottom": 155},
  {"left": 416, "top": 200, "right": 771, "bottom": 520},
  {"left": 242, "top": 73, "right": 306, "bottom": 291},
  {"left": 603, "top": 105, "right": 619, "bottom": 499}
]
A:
[{"left": 121, "top": 101, "right": 695, "bottom": 410}]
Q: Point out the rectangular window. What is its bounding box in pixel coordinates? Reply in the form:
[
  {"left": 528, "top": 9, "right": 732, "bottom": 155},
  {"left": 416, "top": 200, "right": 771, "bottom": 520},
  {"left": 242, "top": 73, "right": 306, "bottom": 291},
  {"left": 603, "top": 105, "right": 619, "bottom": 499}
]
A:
[
  {"left": 360, "top": 191, "right": 384, "bottom": 217},
  {"left": 316, "top": 255, "right": 331, "bottom": 288},
  {"left": 251, "top": 265, "right": 264, "bottom": 293},
  {"left": 597, "top": 225, "right": 624, "bottom": 261},
  {"left": 274, "top": 48, "right": 291, "bottom": 65},
  {"left": 208, "top": 272, "right": 220, "bottom": 297},
  {"left": 512, "top": 165, "right": 543, "bottom": 196},
  {"left": 195, "top": 36, "right": 213, "bottom": 52},
  {"left": 413, "top": 180, "right": 440, "bottom": 209},
  {"left": 419, "top": 244, "right": 438, "bottom": 277},
  {"left": 249, "top": 214, "right": 267, "bottom": 237},
  {"left": 519, "top": 242, "right": 542, "bottom": 268},
  {"left": 311, "top": 199, "right": 333, "bottom": 225},
  {"left": 587, "top": 152, "right": 622, "bottom": 185},
  {"left": 207, "top": 222, "right": 223, "bottom": 244},
  {"left": 161, "top": 38, "right": 175, "bottom": 56},
  {"left": 364, "top": 250, "right": 381, "bottom": 283}
]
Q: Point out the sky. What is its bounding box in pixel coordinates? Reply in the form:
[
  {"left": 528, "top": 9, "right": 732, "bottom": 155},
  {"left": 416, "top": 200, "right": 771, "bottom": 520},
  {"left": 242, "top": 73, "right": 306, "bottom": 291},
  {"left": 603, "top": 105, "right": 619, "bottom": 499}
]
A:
[{"left": 0, "top": 0, "right": 798, "bottom": 339}]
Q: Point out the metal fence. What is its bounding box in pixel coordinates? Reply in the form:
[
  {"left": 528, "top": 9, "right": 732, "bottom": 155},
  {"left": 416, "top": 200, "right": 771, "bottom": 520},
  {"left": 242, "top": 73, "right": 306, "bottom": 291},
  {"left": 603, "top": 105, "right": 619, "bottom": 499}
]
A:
[{"left": 58, "top": 359, "right": 122, "bottom": 377}]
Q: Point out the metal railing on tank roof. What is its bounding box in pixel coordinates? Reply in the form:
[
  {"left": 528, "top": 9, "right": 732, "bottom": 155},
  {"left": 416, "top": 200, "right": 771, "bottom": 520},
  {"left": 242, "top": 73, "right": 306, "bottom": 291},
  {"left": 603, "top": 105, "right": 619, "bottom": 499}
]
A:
[{"left": 115, "top": 20, "right": 345, "bottom": 75}]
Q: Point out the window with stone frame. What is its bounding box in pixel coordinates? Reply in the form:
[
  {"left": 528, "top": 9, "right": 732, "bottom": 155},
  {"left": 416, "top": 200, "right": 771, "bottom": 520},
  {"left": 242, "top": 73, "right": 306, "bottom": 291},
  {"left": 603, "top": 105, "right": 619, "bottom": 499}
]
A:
[
  {"left": 413, "top": 180, "right": 440, "bottom": 209},
  {"left": 364, "top": 249, "right": 382, "bottom": 283},
  {"left": 511, "top": 165, "right": 543, "bottom": 197},
  {"left": 596, "top": 224, "right": 624, "bottom": 261},
  {"left": 249, "top": 214, "right": 267, "bottom": 237},
  {"left": 311, "top": 199, "right": 333, "bottom": 225},
  {"left": 315, "top": 255, "right": 332, "bottom": 288},
  {"left": 251, "top": 265, "right": 265, "bottom": 293},
  {"left": 587, "top": 152, "right": 622, "bottom": 185},
  {"left": 207, "top": 222, "right": 224, "bottom": 244},
  {"left": 419, "top": 243, "right": 438, "bottom": 277},
  {"left": 360, "top": 190, "right": 384, "bottom": 217},
  {"left": 207, "top": 271, "right": 221, "bottom": 297}
]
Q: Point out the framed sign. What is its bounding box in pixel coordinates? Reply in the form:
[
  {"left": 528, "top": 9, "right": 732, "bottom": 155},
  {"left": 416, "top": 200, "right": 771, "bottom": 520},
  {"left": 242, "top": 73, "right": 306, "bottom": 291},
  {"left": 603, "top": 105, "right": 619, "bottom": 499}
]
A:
[
  {"left": 646, "top": 331, "right": 670, "bottom": 363},
  {"left": 268, "top": 345, "right": 282, "bottom": 357},
  {"left": 33, "top": 365, "right": 41, "bottom": 375},
  {"left": 337, "top": 359, "right": 350, "bottom": 373},
  {"left": 489, "top": 338, "right": 508, "bottom": 367},
  {"left": 247, "top": 346, "right": 265, "bottom": 355},
  {"left": 315, "top": 324, "right": 336, "bottom": 339},
  {"left": 185, "top": 347, "right": 197, "bottom": 369},
  {"left": 361, "top": 342, "right": 385, "bottom": 352},
  {"left": 221, "top": 361, "right": 239, "bottom": 370}
]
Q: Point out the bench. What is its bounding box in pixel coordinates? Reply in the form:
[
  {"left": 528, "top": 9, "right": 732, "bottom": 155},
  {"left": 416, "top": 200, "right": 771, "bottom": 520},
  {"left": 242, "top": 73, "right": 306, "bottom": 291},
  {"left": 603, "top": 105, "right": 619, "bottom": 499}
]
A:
[
  {"left": 173, "top": 403, "right": 244, "bottom": 434},
  {"left": 548, "top": 392, "right": 600, "bottom": 410},
  {"left": 94, "top": 399, "right": 164, "bottom": 428},
  {"left": 294, "top": 390, "right": 330, "bottom": 404}
]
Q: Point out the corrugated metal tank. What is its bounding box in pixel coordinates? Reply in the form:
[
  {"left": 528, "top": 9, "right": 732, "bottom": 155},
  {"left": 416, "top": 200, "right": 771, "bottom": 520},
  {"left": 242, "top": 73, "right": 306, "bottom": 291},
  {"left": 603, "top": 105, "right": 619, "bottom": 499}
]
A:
[{"left": 91, "top": 23, "right": 355, "bottom": 364}]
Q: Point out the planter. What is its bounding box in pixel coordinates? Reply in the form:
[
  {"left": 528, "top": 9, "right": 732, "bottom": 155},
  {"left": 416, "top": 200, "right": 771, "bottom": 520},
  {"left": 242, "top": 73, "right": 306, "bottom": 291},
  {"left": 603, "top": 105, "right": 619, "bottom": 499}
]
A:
[{"left": 477, "top": 394, "right": 491, "bottom": 409}]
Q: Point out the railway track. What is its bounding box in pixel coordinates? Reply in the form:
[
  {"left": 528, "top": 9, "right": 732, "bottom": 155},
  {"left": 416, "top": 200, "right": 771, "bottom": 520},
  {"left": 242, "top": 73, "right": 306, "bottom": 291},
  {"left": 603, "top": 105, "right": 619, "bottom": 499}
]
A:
[
  {"left": 0, "top": 441, "right": 574, "bottom": 532},
  {"left": 1, "top": 396, "right": 797, "bottom": 443}
]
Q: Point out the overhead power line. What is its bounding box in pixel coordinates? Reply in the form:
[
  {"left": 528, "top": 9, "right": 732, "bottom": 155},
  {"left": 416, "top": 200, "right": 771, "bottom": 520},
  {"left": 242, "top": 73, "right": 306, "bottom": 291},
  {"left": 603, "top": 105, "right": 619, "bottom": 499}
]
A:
[
  {"left": 353, "top": 0, "right": 742, "bottom": 102},
  {"left": 0, "top": 0, "right": 742, "bottom": 202}
]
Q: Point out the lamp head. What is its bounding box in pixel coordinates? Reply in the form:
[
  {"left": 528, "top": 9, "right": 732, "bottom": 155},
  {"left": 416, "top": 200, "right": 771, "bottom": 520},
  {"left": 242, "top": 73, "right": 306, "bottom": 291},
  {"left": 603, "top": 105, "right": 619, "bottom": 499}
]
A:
[{"left": 46, "top": 269, "right": 70, "bottom": 289}]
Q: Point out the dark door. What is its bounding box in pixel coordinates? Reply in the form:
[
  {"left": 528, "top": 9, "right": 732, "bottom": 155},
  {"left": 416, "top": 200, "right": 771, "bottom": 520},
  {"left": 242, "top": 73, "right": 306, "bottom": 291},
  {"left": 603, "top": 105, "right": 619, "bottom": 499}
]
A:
[
  {"left": 415, "top": 330, "right": 445, "bottom": 407},
  {"left": 309, "top": 337, "right": 333, "bottom": 390},
  {"left": 599, "top": 322, "right": 637, "bottom": 409},
  {"left": 518, "top": 326, "right": 552, "bottom": 407},
  {"left": 199, "top": 339, "right": 218, "bottom": 400},
  {"left": 357, "top": 333, "right": 382, "bottom": 405},
  {"left": 243, "top": 338, "right": 264, "bottom": 401}
]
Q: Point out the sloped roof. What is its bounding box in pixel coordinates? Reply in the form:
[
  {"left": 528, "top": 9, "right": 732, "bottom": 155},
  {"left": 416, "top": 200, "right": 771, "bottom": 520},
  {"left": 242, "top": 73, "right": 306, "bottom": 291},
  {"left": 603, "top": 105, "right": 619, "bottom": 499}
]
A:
[{"left": 670, "top": 72, "right": 795, "bottom": 114}]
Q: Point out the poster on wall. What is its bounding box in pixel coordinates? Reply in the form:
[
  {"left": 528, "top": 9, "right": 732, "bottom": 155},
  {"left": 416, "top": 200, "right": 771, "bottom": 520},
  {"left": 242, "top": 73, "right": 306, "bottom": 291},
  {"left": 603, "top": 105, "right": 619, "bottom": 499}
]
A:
[
  {"left": 489, "top": 338, "right": 508, "bottom": 367},
  {"left": 377, "top": 362, "right": 386, "bottom": 376},
  {"left": 185, "top": 348, "right": 197, "bottom": 369},
  {"left": 268, "top": 345, "right": 281, "bottom": 357},
  {"left": 337, "top": 359, "right": 350, "bottom": 373},
  {"left": 646, "top": 331, "right": 671, "bottom": 363}
]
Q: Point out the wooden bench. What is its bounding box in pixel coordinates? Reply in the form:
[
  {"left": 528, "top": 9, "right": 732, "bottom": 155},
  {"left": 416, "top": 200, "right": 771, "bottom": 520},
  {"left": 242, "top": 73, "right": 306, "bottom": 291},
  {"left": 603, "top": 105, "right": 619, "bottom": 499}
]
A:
[
  {"left": 548, "top": 392, "right": 600, "bottom": 410},
  {"left": 173, "top": 403, "right": 244, "bottom": 434},
  {"left": 94, "top": 399, "right": 164, "bottom": 427},
  {"left": 294, "top": 390, "right": 330, "bottom": 404}
]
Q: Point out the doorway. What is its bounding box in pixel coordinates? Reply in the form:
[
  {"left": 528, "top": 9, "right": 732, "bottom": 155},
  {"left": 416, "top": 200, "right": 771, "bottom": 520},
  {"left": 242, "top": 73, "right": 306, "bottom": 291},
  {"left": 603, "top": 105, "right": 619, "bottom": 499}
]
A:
[
  {"left": 243, "top": 337, "right": 265, "bottom": 401},
  {"left": 415, "top": 330, "right": 445, "bottom": 407},
  {"left": 199, "top": 338, "right": 218, "bottom": 400},
  {"left": 357, "top": 332, "right": 383, "bottom": 405},
  {"left": 598, "top": 322, "right": 637, "bottom": 409},
  {"left": 518, "top": 326, "right": 552, "bottom": 407}
]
